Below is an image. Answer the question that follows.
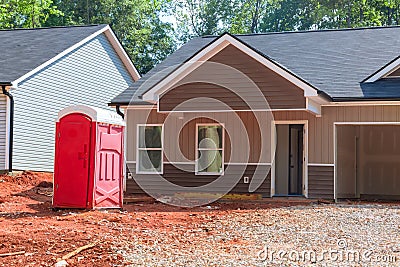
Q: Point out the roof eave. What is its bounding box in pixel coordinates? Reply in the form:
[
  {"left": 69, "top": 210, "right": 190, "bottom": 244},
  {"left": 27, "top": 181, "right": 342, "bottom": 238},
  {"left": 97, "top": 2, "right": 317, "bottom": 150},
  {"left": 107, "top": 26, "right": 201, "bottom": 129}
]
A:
[
  {"left": 332, "top": 96, "right": 400, "bottom": 102},
  {"left": 317, "top": 90, "right": 333, "bottom": 102}
]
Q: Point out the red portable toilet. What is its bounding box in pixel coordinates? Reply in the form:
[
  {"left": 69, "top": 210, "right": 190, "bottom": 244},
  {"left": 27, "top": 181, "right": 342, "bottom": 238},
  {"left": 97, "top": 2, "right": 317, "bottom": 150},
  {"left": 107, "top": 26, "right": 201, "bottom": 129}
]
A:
[{"left": 53, "top": 105, "right": 125, "bottom": 209}]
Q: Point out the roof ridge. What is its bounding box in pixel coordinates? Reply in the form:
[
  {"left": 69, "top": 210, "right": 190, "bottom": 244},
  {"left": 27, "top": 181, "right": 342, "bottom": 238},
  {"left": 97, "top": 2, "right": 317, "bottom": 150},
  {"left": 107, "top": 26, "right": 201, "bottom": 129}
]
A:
[
  {"left": 201, "top": 25, "right": 400, "bottom": 38},
  {"left": 0, "top": 24, "right": 107, "bottom": 32}
]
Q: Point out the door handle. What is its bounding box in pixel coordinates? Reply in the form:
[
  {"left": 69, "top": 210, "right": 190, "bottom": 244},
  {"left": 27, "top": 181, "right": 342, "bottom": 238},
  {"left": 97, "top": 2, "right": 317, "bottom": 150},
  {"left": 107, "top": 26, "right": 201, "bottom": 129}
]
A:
[
  {"left": 78, "top": 152, "right": 87, "bottom": 160},
  {"left": 78, "top": 144, "right": 88, "bottom": 168}
]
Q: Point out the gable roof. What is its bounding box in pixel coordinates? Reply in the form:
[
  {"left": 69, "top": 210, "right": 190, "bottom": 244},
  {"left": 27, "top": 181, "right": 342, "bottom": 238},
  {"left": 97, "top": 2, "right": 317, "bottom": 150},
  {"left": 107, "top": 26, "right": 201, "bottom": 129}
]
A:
[
  {"left": 0, "top": 24, "right": 140, "bottom": 85},
  {"left": 111, "top": 26, "right": 400, "bottom": 105},
  {"left": 142, "top": 33, "right": 325, "bottom": 103}
]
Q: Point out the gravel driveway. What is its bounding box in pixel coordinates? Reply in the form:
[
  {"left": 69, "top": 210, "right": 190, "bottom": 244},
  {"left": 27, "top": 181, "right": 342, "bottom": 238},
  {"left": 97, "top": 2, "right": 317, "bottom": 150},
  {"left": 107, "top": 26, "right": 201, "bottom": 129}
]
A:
[
  {"left": 1, "top": 174, "right": 398, "bottom": 267},
  {"left": 114, "top": 202, "right": 400, "bottom": 267}
]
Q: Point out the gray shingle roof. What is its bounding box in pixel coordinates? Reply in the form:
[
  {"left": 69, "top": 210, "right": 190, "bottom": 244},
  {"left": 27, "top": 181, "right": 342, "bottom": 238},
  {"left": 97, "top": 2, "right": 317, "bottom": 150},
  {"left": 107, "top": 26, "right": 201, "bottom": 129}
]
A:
[
  {"left": 0, "top": 24, "right": 107, "bottom": 83},
  {"left": 111, "top": 26, "right": 400, "bottom": 105}
]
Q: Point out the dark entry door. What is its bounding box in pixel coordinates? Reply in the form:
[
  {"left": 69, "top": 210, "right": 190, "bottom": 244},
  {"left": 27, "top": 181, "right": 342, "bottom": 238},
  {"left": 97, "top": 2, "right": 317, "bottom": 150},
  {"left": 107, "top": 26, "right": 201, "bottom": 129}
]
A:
[
  {"left": 289, "top": 125, "right": 303, "bottom": 195},
  {"left": 54, "top": 114, "right": 92, "bottom": 208}
]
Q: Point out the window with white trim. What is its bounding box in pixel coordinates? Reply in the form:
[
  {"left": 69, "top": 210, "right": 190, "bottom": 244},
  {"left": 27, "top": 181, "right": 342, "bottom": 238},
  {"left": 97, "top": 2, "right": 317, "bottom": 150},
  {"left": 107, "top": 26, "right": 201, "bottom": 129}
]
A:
[
  {"left": 196, "top": 124, "right": 224, "bottom": 175},
  {"left": 137, "top": 125, "right": 163, "bottom": 174}
]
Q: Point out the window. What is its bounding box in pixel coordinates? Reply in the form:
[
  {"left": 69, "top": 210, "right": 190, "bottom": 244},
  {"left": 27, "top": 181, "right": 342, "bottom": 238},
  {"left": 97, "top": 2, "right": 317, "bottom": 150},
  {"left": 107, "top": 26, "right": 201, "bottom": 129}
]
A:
[
  {"left": 196, "top": 124, "right": 224, "bottom": 175},
  {"left": 137, "top": 125, "right": 163, "bottom": 174}
]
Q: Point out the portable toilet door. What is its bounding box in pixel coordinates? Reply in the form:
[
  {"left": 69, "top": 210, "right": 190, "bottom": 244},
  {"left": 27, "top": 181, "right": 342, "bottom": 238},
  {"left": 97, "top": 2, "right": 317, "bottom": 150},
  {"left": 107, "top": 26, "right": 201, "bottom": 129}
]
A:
[
  {"left": 94, "top": 124, "right": 124, "bottom": 208},
  {"left": 53, "top": 112, "right": 95, "bottom": 209},
  {"left": 53, "top": 105, "right": 125, "bottom": 209}
]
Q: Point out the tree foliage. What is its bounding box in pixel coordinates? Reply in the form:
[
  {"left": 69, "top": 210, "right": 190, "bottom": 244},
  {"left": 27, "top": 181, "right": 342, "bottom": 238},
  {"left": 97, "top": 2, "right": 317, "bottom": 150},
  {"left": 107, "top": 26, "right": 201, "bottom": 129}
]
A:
[
  {"left": 1, "top": 0, "right": 400, "bottom": 74},
  {"left": 0, "top": 0, "right": 61, "bottom": 28},
  {"left": 176, "top": 0, "right": 400, "bottom": 37}
]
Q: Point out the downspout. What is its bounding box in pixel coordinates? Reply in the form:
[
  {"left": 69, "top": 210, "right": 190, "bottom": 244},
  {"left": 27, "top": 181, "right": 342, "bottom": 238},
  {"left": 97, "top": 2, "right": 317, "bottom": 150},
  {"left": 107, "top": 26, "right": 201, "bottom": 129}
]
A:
[
  {"left": 114, "top": 104, "right": 126, "bottom": 192},
  {"left": 115, "top": 105, "right": 124, "bottom": 119},
  {"left": 1, "top": 84, "right": 13, "bottom": 173}
]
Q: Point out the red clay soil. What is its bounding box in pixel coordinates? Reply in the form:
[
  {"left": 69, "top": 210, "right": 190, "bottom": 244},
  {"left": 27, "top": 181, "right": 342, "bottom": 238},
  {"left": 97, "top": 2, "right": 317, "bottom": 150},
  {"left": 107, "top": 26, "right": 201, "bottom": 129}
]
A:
[{"left": 0, "top": 172, "right": 308, "bottom": 267}]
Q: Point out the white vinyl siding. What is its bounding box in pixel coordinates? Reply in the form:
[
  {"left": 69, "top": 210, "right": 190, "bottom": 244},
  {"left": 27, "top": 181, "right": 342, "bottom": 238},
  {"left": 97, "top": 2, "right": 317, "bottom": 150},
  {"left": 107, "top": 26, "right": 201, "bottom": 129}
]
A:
[
  {"left": 11, "top": 33, "right": 134, "bottom": 171},
  {"left": 0, "top": 95, "right": 6, "bottom": 170}
]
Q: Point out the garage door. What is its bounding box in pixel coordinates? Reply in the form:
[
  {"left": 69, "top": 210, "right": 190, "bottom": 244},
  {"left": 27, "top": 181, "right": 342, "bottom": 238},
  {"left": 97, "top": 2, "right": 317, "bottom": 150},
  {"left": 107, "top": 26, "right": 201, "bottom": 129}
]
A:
[
  {"left": 0, "top": 95, "right": 6, "bottom": 170},
  {"left": 336, "top": 125, "right": 400, "bottom": 200}
]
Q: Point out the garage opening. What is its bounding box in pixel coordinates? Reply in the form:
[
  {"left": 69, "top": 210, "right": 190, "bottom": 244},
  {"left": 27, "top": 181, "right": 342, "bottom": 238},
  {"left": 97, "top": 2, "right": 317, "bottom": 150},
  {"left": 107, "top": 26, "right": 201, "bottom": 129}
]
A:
[{"left": 336, "top": 125, "right": 400, "bottom": 200}]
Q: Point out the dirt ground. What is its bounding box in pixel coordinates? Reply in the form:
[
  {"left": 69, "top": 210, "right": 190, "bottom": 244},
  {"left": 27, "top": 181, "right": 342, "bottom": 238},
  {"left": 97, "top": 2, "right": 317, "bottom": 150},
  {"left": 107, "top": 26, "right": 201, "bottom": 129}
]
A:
[{"left": 0, "top": 172, "right": 399, "bottom": 266}]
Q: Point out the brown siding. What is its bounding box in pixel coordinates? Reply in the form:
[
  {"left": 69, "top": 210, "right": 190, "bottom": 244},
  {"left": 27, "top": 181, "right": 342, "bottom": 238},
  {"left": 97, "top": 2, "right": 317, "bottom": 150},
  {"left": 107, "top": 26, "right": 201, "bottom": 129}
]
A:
[
  {"left": 126, "top": 109, "right": 270, "bottom": 163},
  {"left": 128, "top": 106, "right": 400, "bottom": 165},
  {"left": 126, "top": 163, "right": 271, "bottom": 197},
  {"left": 308, "top": 166, "right": 334, "bottom": 199},
  {"left": 388, "top": 68, "right": 400, "bottom": 77},
  {"left": 159, "top": 45, "right": 306, "bottom": 111},
  {"left": 178, "top": 113, "right": 262, "bottom": 163},
  {"left": 126, "top": 104, "right": 400, "bottom": 200}
]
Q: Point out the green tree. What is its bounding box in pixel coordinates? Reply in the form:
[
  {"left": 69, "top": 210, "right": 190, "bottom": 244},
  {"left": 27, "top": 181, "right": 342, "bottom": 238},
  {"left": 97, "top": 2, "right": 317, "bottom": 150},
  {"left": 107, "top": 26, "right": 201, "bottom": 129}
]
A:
[
  {"left": 258, "top": 0, "right": 320, "bottom": 32},
  {"left": 0, "top": 0, "right": 62, "bottom": 28},
  {"left": 48, "top": 0, "right": 176, "bottom": 74},
  {"left": 174, "top": 0, "right": 235, "bottom": 40},
  {"left": 229, "top": 0, "right": 274, "bottom": 33}
]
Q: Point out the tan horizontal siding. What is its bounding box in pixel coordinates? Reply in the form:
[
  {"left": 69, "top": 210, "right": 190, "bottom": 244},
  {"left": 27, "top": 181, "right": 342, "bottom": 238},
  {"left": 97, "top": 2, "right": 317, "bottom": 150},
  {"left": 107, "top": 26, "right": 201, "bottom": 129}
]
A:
[{"left": 308, "top": 166, "right": 334, "bottom": 199}]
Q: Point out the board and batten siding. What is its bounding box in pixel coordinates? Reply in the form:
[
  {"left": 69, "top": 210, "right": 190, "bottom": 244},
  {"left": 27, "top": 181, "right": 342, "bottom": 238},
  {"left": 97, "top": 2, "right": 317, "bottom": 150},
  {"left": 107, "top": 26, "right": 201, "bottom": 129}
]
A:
[
  {"left": 274, "top": 105, "right": 400, "bottom": 164},
  {"left": 125, "top": 109, "right": 272, "bottom": 164},
  {"left": 0, "top": 95, "right": 6, "bottom": 170},
  {"left": 11, "top": 33, "right": 134, "bottom": 171},
  {"left": 126, "top": 105, "right": 400, "bottom": 199}
]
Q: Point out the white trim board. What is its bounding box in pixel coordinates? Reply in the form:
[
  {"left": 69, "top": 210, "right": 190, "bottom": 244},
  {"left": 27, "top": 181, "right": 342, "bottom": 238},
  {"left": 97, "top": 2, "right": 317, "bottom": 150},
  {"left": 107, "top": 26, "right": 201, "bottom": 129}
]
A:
[
  {"left": 11, "top": 25, "right": 140, "bottom": 88},
  {"left": 142, "top": 33, "right": 320, "bottom": 102},
  {"left": 308, "top": 163, "right": 334, "bottom": 167},
  {"left": 127, "top": 161, "right": 272, "bottom": 166},
  {"left": 4, "top": 95, "right": 10, "bottom": 171},
  {"left": 364, "top": 57, "right": 400, "bottom": 83},
  {"left": 157, "top": 108, "right": 311, "bottom": 113},
  {"left": 123, "top": 100, "right": 400, "bottom": 109},
  {"left": 323, "top": 101, "right": 400, "bottom": 107},
  {"left": 123, "top": 109, "right": 128, "bottom": 192},
  {"left": 125, "top": 105, "right": 157, "bottom": 110},
  {"left": 334, "top": 122, "right": 400, "bottom": 125}
]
